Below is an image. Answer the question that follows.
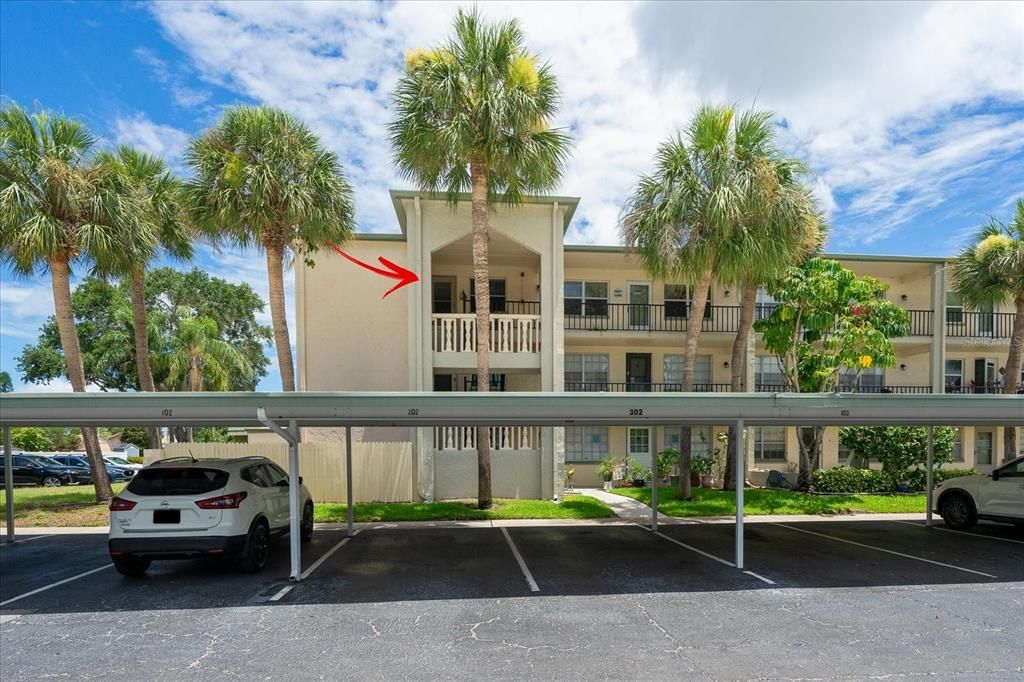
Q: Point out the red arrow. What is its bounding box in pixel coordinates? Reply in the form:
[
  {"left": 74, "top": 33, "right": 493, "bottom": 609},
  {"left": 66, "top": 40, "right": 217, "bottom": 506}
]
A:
[{"left": 330, "top": 245, "right": 419, "bottom": 298}]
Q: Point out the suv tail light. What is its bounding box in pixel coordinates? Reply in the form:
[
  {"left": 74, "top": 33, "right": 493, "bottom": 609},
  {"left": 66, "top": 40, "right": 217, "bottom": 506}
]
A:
[
  {"left": 196, "top": 491, "right": 247, "bottom": 509},
  {"left": 109, "top": 497, "right": 136, "bottom": 511}
]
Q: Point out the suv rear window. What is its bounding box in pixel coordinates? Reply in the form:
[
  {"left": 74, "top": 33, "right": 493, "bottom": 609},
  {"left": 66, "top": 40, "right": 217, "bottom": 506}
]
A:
[{"left": 127, "top": 468, "right": 229, "bottom": 496}]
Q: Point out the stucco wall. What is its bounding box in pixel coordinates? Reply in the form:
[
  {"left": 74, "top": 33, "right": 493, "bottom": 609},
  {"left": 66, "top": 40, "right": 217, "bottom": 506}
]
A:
[{"left": 435, "top": 450, "right": 543, "bottom": 499}]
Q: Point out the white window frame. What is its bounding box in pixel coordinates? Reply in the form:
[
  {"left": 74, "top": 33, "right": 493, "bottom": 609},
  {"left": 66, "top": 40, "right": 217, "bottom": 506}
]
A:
[
  {"left": 664, "top": 427, "right": 711, "bottom": 457},
  {"left": 565, "top": 427, "right": 609, "bottom": 463},
  {"left": 974, "top": 429, "right": 993, "bottom": 466},
  {"left": 664, "top": 283, "right": 712, "bottom": 320},
  {"left": 564, "top": 353, "right": 609, "bottom": 391},
  {"left": 945, "top": 359, "right": 963, "bottom": 394},
  {"left": 664, "top": 354, "right": 712, "bottom": 389},
  {"left": 839, "top": 367, "right": 885, "bottom": 392},
  {"left": 628, "top": 427, "right": 651, "bottom": 458},
  {"left": 753, "top": 426, "right": 787, "bottom": 462},
  {"left": 755, "top": 356, "right": 786, "bottom": 390},
  {"left": 565, "top": 280, "right": 608, "bottom": 317}
]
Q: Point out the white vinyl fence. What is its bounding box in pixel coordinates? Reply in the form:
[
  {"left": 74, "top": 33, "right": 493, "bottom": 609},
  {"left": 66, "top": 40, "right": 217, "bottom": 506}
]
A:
[{"left": 144, "top": 442, "right": 413, "bottom": 503}]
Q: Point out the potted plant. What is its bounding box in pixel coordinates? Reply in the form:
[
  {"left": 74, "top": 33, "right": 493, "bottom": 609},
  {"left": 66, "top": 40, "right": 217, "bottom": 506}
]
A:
[
  {"left": 628, "top": 459, "right": 648, "bottom": 488},
  {"left": 692, "top": 455, "right": 716, "bottom": 488},
  {"left": 598, "top": 456, "right": 615, "bottom": 491},
  {"left": 564, "top": 466, "right": 576, "bottom": 492},
  {"left": 657, "top": 448, "right": 680, "bottom": 485}
]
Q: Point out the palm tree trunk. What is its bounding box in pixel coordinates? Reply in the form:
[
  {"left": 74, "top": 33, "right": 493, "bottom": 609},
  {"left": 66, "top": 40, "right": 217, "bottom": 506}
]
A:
[
  {"left": 129, "top": 267, "right": 162, "bottom": 450},
  {"left": 724, "top": 281, "right": 757, "bottom": 490},
  {"left": 266, "top": 241, "right": 296, "bottom": 392},
  {"left": 1002, "top": 295, "right": 1024, "bottom": 461},
  {"left": 678, "top": 265, "right": 713, "bottom": 501},
  {"left": 48, "top": 258, "right": 113, "bottom": 503},
  {"left": 471, "top": 159, "right": 493, "bottom": 509}
]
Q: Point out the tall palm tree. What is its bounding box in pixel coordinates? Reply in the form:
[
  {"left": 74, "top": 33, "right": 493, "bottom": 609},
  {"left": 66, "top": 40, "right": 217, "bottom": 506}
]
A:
[
  {"left": 621, "top": 105, "right": 777, "bottom": 500},
  {"left": 185, "top": 106, "right": 355, "bottom": 392},
  {"left": 389, "top": 8, "right": 572, "bottom": 508},
  {"left": 720, "top": 158, "right": 827, "bottom": 490},
  {"left": 0, "top": 103, "right": 138, "bottom": 502},
  {"left": 96, "top": 146, "right": 192, "bottom": 450},
  {"left": 167, "top": 312, "right": 252, "bottom": 442},
  {"left": 950, "top": 197, "right": 1024, "bottom": 462}
]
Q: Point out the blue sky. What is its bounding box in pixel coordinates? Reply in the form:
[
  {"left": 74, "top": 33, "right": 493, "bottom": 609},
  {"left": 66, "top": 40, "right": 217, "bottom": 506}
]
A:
[{"left": 1, "top": 1, "right": 1023, "bottom": 392}]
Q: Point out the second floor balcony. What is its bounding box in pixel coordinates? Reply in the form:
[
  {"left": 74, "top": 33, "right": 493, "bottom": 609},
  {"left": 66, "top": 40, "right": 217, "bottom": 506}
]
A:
[{"left": 431, "top": 313, "right": 541, "bottom": 354}]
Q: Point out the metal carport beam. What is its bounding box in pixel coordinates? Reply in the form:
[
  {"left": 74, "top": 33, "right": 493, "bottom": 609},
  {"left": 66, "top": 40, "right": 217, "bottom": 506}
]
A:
[{"left": 257, "top": 408, "right": 302, "bottom": 582}]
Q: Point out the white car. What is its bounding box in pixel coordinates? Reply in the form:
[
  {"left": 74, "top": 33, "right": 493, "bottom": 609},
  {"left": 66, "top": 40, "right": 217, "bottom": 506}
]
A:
[
  {"left": 104, "top": 455, "right": 143, "bottom": 471},
  {"left": 108, "top": 456, "right": 314, "bottom": 576},
  {"left": 935, "top": 455, "right": 1024, "bottom": 530}
]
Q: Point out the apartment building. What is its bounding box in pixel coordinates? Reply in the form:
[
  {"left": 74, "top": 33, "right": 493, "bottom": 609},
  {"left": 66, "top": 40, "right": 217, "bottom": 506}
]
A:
[{"left": 296, "top": 191, "right": 1023, "bottom": 499}]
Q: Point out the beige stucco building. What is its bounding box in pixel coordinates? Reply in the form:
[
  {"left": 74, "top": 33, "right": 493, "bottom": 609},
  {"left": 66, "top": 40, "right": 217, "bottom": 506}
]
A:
[{"left": 296, "top": 190, "right": 1023, "bottom": 500}]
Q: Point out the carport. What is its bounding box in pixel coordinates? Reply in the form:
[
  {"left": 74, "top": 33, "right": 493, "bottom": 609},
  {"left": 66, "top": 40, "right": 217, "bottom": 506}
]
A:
[{"left": 2, "top": 391, "right": 1021, "bottom": 582}]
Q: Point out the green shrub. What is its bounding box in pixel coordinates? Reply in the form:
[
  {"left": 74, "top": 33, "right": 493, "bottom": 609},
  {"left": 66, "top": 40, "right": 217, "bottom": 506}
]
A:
[
  {"left": 813, "top": 465, "right": 979, "bottom": 494},
  {"left": 127, "top": 456, "right": 144, "bottom": 465}
]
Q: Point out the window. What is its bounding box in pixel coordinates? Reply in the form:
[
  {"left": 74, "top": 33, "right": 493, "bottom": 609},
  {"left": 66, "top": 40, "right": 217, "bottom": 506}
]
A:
[
  {"left": 945, "top": 359, "right": 963, "bottom": 393},
  {"left": 628, "top": 427, "right": 651, "bottom": 458},
  {"left": 431, "top": 279, "right": 454, "bottom": 313},
  {"left": 564, "top": 281, "right": 608, "bottom": 316},
  {"left": 664, "top": 427, "right": 711, "bottom": 457},
  {"left": 565, "top": 353, "right": 609, "bottom": 390},
  {"left": 755, "top": 287, "right": 779, "bottom": 320},
  {"left": 265, "top": 462, "right": 289, "bottom": 485},
  {"left": 127, "top": 468, "right": 230, "bottom": 496},
  {"left": 664, "top": 284, "right": 711, "bottom": 319},
  {"left": 755, "top": 356, "right": 785, "bottom": 390},
  {"left": 951, "top": 428, "right": 963, "bottom": 462},
  {"left": 838, "top": 441, "right": 851, "bottom": 463},
  {"left": 464, "top": 374, "right": 507, "bottom": 391},
  {"left": 839, "top": 367, "right": 884, "bottom": 392},
  {"left": 243, "top": 465, "right": 274, "bottom": 487},
  {"left": 664, "top": 354, "right": 711, "bottom": 389},
  {"left": 974, "top": 430, "right": 993, "bottom": 466},
  {"left": 995, "top": 457, "right": 1024, "bottom": 478},
  {"left": 753, "top": 427, "right": 787, "bottom": 461},
  {"left": 946, "top": 292, "right": 963, "bottom": 324},
  {"left": 469, "top": 278, "right": 506, "bottom": 313},
  {"left": 565, "top": 427, "right": 609, "bottom": 462}
]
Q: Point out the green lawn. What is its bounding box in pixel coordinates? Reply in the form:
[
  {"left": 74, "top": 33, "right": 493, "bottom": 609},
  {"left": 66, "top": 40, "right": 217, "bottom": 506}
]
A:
[
  {"left": 315, "top": 495, "right": 615, "bottom": 523},
  {"left": 612, "top": 486, "right": 926, "bottom": 516},
  {"left": 1, "top": 486, "right": 612, "bottom": 527},
  {"left": 0, "top": 483, "right": 127, "bottom": 527}
]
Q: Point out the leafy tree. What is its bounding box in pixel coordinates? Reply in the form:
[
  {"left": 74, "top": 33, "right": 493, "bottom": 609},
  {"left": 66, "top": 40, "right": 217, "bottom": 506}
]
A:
[
  {"left": 839, "top": 426, "right": 955, "bottom": 480},
  {"left": 12, "top": 427, "right": 53, "bottom": 451},
  {"left": 754, "top": 258, "right": 911, "bottom": 489},
  {"left": 0, "top": 103, "right": 134, "bottom": 502},
  {"left": 621, "top": 105, "right": 780, "bottom": 500},
  {"left": 390, "top": 8, "right": 572, "bottom": 508},
  {"left": 18, "top": 269, "right": 271, "bottom": 391},
  {"left": 115, "top": 427, "right": 151, "bottom": 450},
  {"left": 949, "top": 197, "right": 1024, "bottom": 462},
  {"left": 167, "top": 313, "right": 252, "bottom": 393},
  {"left": 96, "top": 146, "right": 192, "bottom": 449},
  {"left": 194, "top": 427, "right": 230, "bottom": 443},
  {"left": 185, "top": 105, "right": 355, "bottom": 392},
  {"left": 38, "top": 427, "right": 82, "bottom": 451},
  {"left": 0, "top": 370, "right": 12, "bottom": 392}
]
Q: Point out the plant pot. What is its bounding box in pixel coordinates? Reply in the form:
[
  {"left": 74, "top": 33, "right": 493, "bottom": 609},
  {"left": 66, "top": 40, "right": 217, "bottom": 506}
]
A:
[
  {"left": 895, "top": 482, "right": 909, "bottom": 493},
  {"left": 632, "top": 479, "right": 647, "bottom": 488},
  {"left": 700, "top": 475, "right": 714, "bottom": 488},
  {"left": 603, "top": 481, "right": 613, "bottom": 491},
  {"left": 669, "top": 476, "right": 680, "bottom": 487}
]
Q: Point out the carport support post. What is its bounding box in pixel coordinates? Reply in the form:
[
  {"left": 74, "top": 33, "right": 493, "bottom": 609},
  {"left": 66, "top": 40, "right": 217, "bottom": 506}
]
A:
[
  {"left": 925, "top": 426, "right": 934, "bottom": 527},
  {"left": 735, "top": 419, "right": 745, "bottom": 570},
  {"left": 256, "top": 408, "right": 302, "bottom": 581},
  {"left": 4, "top": 426, "right": 14, "bottom": 544},
  {"left": 346, "top": 426, "right": 354, "bottom": 537},
  {"left": 650, "top": 443, "right": 658, "bottom": 531}
]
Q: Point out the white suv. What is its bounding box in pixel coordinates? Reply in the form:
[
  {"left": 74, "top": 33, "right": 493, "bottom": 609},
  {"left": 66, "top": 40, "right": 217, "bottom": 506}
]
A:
[
  {"left": 935, "top": 455, "right": 1024, "bottom": 530},
  {"left": 108, "top": 456, "right": 314, "bottom": 576}
]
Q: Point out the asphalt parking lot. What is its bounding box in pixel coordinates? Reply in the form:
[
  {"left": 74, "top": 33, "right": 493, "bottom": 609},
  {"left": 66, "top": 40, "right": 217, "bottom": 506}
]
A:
[{"left": 1, "top": 519, "right": 1022, "bottom": 681}]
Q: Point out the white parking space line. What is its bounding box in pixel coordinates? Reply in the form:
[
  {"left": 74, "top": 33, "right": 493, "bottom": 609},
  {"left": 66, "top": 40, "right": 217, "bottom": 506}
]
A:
[
  {"left": 743, "top": 570, "right": 776, "bottom": 585},
  {"left": 892, "top": 520, "right": 1024, "bottom": 546},
  {"left": 0, "top": 564, "right": 112, "bottom": 607},
  {"left": 300, "top": 529, "right": 361, "bottom": 581},
  {"left": 500, "top": 527, "right": 539, "bottom": 593},
  {"left": 650, "top": 529, "right": 734, "bottom": 568},
  {"left": 269, "top": 585, "right": 294, "bottom": 602},
  {"left": 0, "top": 535, "right": 49, "bottom": 547},
  {"left": 773, "top": 523, "right": 997, "bottom": 579}
]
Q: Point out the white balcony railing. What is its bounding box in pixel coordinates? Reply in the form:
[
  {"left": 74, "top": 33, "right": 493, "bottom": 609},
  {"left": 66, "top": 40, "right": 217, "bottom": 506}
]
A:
[
  {"left": 431, "top": 313, "right": 540, "bottom": 353},
  {"left": 433, "top": 426, "right": 542, "bottom": 451}
]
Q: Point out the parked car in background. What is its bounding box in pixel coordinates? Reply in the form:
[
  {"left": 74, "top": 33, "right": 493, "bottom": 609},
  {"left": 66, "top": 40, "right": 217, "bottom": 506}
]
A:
[
  {"left": 0, "top": 455, "right": 85, "bottom": 487},
  {"left": 108, "top": 456, "right": 314, "bottom": 576},
  {"left": 50, "top": 454, "right": 136, "bottom": 483},
  {"left": 104, "top": 455, "right": 143, "bottom": 471},
  {"left": 935, "top": 455, "right": 1024, "bottom": 530}
]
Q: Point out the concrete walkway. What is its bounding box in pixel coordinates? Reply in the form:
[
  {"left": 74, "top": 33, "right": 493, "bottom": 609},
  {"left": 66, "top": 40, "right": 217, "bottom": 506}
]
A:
[{"left": 573, "top": 487, "right": 655, "bottom": 524}]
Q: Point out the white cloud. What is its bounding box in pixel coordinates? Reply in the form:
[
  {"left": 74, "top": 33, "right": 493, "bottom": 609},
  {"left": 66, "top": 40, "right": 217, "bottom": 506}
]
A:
[
  {"left": 146, "top": 0, "right": 1023, "bottom": 251},
  {"left": 113, "top": 113, "right": 190, "bottom": 167},
  {"left": 134, "top": 47, "right": 212, "bottom": 109}
]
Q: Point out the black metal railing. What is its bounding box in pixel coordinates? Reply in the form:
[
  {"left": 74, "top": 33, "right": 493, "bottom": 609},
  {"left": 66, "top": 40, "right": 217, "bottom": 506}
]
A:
[
  {"left": 565, "top": 382, "right": 733, "bottom": 393},
  {"left": 946, "top": 383, "right": 1024, "bottom": 395},
  {"left": 906, "top": 309, "right": 933, "bottom": 336},
  {"left": 945, "top": 311, "right": 1016, "bottom": 338},
  {"left": 754, "top": 384, "right": 933, "bottom": 394},
  {"left": 461, "top": 299, "right": 541, "bottom": 315},
  {"left": 564, "top": 304, "right": 772, "bottom": 333}
]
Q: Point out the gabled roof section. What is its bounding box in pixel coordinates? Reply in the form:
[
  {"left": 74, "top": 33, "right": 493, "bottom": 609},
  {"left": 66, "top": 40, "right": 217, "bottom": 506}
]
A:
[{"left": 390, "top": 189, "right": 580, "bottom": 235}]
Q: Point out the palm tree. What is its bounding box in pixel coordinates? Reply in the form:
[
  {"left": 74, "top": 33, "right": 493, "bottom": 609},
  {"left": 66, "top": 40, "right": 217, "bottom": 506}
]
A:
[
  {"left": 621, "top": 105, "right": 779, "bottom": 500},
  {"left": 185, "top": 106, "right": 355, "bottom": 392},
  {"left": 96, "top": 146, "right": 192, "bottom": 450},
  {"left": 720, "top": 158, "right": 827, "bottom": 490},
  {"left": 950, "top": 197, "right": 1024, "bottom": 462},
  {"left": 167, "top": 312, "right": 252, "bottom": 442},
  {"left": 389, "top": 8, "right": 572, "bottom": 508},
  {"left": 0, "top": 103, "right": 136, "bottom": 503}
]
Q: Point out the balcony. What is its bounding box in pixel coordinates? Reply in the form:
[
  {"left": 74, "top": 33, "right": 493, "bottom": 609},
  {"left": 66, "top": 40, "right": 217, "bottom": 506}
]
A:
[
  {"left": 755, "top": 384, "right": 934, "bottom": 394},
  {"left": 433, "top": 426, "right": 542, "bottom": 451},
  {"left": 946, "top": 383, "right": 1024, "bottom": 395},
  {"left": 945, "top": 311, "right": 1017, "bottom": 338},
  {"left": 565, "top": 382, "right": 732, "bottom": 392},
  {"left": 432, "top": 313, "right": 541, "bottom": 354}
]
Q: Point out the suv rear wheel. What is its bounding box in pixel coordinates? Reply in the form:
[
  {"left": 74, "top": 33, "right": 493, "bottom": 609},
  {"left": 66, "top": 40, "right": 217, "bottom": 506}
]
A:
[
  {"left": 113, "top": 555, "right": 151, "bottom": 577},
  {"left": 236, "top": 519, "right": 271, "bottom": 573},
  {"left": 940, "top": 492, "right": 977, "bottom": 530}
]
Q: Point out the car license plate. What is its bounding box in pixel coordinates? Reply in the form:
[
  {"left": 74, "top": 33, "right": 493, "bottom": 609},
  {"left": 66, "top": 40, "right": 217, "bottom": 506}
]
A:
[{"left": 154, "top": 509, "right": 181, "bottom": 524}]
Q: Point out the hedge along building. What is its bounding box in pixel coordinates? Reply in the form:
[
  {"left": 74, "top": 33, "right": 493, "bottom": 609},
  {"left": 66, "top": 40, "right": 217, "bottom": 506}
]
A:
[{"left": 295, "top": 190, "right": 1023, "bottom": 499}]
